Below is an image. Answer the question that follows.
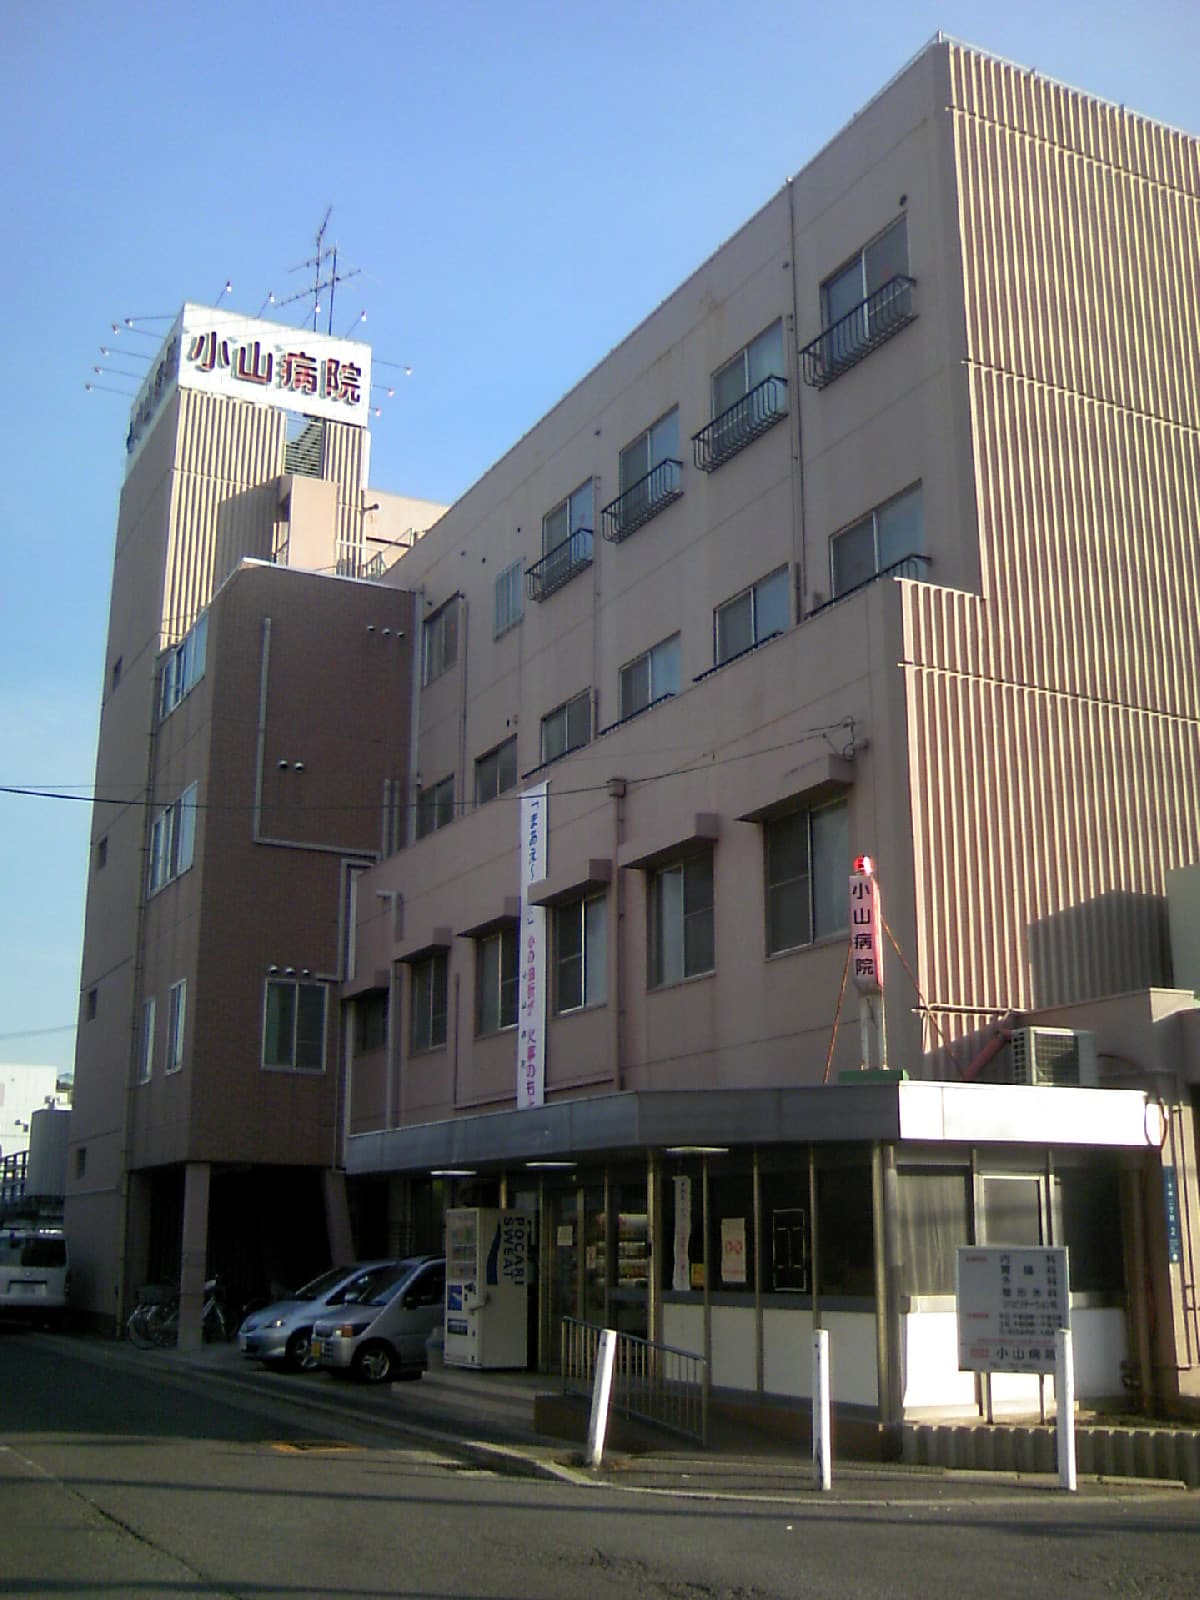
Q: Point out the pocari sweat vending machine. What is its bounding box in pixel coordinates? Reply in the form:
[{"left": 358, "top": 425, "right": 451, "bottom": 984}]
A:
[{"left": 444, "top": 1208, "right": 533, "bottom": 1368}]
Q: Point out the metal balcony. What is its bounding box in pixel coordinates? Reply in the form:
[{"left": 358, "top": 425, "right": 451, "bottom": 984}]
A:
[
  {"left": 691, "top": 375, "right": 787, "bottom": 473},
  {"left": 807, "top": 551, "right": 931, "bottom": 617},
  {"left": 601, "top": 458, "right": 683, "bottom": 542},
  {"left": 526, "top": 527, "right": 593, "bottom": 602},
  {"left": 799, "top": 275, "right": 917, "bottom": 389}
]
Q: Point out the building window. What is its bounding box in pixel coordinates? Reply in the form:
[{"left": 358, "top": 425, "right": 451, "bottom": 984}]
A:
[
  {"left": 802, "top": 216, "right": 914, "bottom": 387},
  {"left": 554, "top": 895, "right": 607, "bottom": 1014},
  {"left": 541, "top": 690, "right": 591, "bottom": 766},
  {"left": 166, "top": 979, "right": 187, "bottom": 1074},
  {"left": 354, "top": 991, "right": 388, "bottom": 1053},
  {"left": 159, "top": 613, "right": 208, "bottom": 719},
  {"left": 494, "top": 560, "right": 523, "bottom": 636},
  {"left": 619, "top": 634, "right": 680, "bottom": 721},
  {"left": 283, "top": 413, "right": 326, "bottom": 477},
  {"left": 137, "top": 996, "right": 155, "bottom": 1083},
  {"left": 148, "top": 783, "right": 198, "bottom": 894},
  {"left": 830, "top": 485, "right": 923, "bottom": 598},
  {"left": 603, "top": 409, "right": 683, "bottom": 541},
  {"left": 422, "top": 599, "right": 458, "bottom": 686},
  {"left": 415, "top": 775, "right": 455, "bottom": 839},
  {"left": 475, "top": 737, "right": 517, "bottom": 806},
  {"left": 694, "top": 322, "right": 787, "bottom": 472},
  {"left": 410, "top": 952, "right": 448, "bottom": 1053},
  {"left": 764, "top": 798, "right": 849, "bottom": 954},
  {"left": 263, "top": 977, "right": 326, "bottom": 1071},
  {"left": 714, "top": 567, "right": 789, "bottom": 666},
  {"left": 529, "top": 482, "right": 593, "bottom": 600},
  {"left": 648, "top": 853, "right": 714, "bottom": 988},
  {"left": 476, "top": 927, "right": 518, "bottom": 1035},
  {"left": 84, "top": 987, "right": 98, "bottom": 1022}
]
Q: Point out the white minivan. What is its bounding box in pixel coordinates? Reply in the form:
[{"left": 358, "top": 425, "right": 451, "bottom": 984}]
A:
[{"left": 0, "top": 1225, "right": 69, "bottom": 1327}]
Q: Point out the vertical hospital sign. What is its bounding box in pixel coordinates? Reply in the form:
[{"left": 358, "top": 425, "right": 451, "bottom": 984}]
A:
[
  {"left": 849, "top": 854, "right": 883, "bottom": 994},
  {"left": 517, "top": 783, "right": 548, "bottom": 1109}
]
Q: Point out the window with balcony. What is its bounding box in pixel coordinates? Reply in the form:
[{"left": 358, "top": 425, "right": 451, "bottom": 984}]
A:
[
  {"left": 554, "top": 894, "right": 607, "bottom": 1013},
  {"left": 693, "top": 321, "right": 787, "bottom": 472},
  {"left": 801, "top": 216, "right": 916, "bottom": 388},
  {"left": 160, "top": 613, "right": 208, "bottom": 719},
  {"left": 263, "top": 977, "right": 326, "bottom": 1071},
  {"left": 619, "top": 634, "right": 680, "bottom": 720},
  {"left": 410, "top": 952, "right": 448, "bottom": 1053},
  {"left": 475, "top": 737, "right": 517, "bottom": 806},
  {"left": 764, "top": 798, "right": 849, "bottom": 955},
  {"left": 148, "top": 783, "right": 198, "bottom": 895},
  {"left": 476, "top": 926, "right": 518, "bottom": 1035},
  {"left": 166, "top": 979, "right": 187, "bottom": 1074},
  {"left": 415, "top": 775, "right": 455, "bottom": 839},
  {"left": 714, "top": 567, "right": 789, "bottom": 666},
  {"left": 422, "top": 598, "right": 458, "bottom": 685},
  {"left": 648, "top": 852, "right": 714, "bottom": 988},
  {"left": 541, "top": 690, "right": 591, "bottom": 766},
  {"left": 494, "top": 560, "right": 523, "bottom": 636},
  {"left": 529, "top": 481, "right": 593, "bottom": 601},
  {"left": 830, "top": 485, "right": 924, "bottom": 599},
  {"left": 603, "top": 409, "right": 682, "bottom": 541},
  {"left": 137, "top": 997, "right": 155, "bottom": 1083}
]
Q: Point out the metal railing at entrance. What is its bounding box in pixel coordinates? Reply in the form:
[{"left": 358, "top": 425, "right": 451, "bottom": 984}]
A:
[{"left": 561, "top": 1316, "right": 708, "bottom": 1446}]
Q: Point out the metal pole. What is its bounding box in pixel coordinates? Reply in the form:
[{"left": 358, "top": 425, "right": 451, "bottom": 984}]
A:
[
  {"left": 1055, "top": 1328, "right": 1077, "bottom": 1491},
  {"left": 587, "top": 1328, "right": 618, "bottom": 1468},
  {"left": 813, "top": 1328, "right": 832, "bottom": 1490}
]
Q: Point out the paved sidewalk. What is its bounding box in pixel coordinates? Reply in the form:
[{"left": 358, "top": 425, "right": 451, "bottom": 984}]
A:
[{"left": 46, "top": 1332, "right": 1200, "bottom": 1507}]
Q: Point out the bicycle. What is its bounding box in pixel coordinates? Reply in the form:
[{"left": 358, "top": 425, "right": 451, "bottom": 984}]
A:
[{"left": 127, "top": 1278, "right": 230, "bottom": 1348}]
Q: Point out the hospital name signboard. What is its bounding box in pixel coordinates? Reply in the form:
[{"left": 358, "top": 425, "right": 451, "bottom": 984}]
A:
[
  {"left": 126, "top": 303, "right": 372, "bottom": 466},
  {"left": 956, "top": 1246, "right": 1069, "bottom": 1375}
]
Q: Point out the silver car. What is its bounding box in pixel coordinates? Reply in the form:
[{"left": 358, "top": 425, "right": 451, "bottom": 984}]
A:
[
  {"left": 237, "top": 1261, "right": 397, "bottom": 1370},
  {"left": 311, "top": 1256, "right": 445, "bottom": 1383}
]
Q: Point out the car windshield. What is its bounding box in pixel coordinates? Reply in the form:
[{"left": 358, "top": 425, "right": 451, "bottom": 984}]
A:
[
  {"left": 343, "top": 1259, "right": 421, "bottom": 1309},
  {"left": 291, "top": 1265, "right": 354, "bottom": 1302}
]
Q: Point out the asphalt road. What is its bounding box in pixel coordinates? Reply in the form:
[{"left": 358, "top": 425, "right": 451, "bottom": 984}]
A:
[{"left": 2, "top": 1326, "right": 1199, "bottom": 1600}]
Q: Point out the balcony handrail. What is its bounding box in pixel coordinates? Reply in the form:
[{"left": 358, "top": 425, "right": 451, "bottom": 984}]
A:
[
  {"left": 526, "top": 527, "right": 594, "bottom": 602},
  {"left": 799, "top": 274, "right": 917, "bottom": 389},
  {"left": 807, "top": 551, "right": 931, "bottom": 617},
  {"left": 561, "top": 1315, "right": 708, "bottom": 1446},
  {"left": 691, "top": 374, "right": 787, "bottom": 473},
  {"left": 600, "top": 458, "right": 683, "bottom": 542}
]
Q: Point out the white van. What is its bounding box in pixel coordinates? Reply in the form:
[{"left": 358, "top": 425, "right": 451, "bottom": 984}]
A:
[{"left": 0, "top": 1225, "right": 70, "bottom": 1326}]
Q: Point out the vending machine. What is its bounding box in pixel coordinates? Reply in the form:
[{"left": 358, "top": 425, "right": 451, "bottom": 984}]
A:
[{"left": 444, "top": 1208, "right": 533, "bottom": 1368}]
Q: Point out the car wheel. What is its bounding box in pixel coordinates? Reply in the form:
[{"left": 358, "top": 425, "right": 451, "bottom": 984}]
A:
[
  {"left": 285, "top": 1329, "right": 318, "bottom": 1372},
  {"left": 353, "top": 1341, "right": 395, "bottom": 1384}
]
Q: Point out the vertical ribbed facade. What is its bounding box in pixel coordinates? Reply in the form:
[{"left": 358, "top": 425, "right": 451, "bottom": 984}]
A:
[{"left": 905, "top": 47, "right": 1200, "bottom": 1041}]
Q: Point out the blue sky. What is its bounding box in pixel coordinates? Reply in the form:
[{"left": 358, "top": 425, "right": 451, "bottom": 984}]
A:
[{"left": 1, "top": 0, "right": 1197, "bottom": 1081}]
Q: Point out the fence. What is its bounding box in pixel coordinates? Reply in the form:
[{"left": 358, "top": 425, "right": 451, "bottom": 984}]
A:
[{"left": 561, "top": 1317, "right": 708, "bottom": 1446}]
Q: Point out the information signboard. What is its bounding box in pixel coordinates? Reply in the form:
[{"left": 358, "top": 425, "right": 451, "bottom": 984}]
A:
[{"left": 956, "top": 1246, "right": 1069, "bottom": 1374}]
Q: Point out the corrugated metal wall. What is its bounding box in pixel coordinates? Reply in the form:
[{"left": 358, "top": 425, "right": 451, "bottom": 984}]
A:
[{"left": 904, "top": 46, "right": 1200, "bottom": 1042}]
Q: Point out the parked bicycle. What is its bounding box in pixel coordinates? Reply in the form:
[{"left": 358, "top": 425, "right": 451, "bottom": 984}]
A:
[{"left": 127, "top": 1277, "right": 230, "bottom": 1348}]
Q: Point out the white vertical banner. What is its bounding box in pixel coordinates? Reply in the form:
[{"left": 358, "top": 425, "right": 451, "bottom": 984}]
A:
[
  {"left": 517, "top": 783, "right": 549, "bottom": 1109},
  {"left": 672, "top": 1174, "right": 692, "bottom": 1291}
]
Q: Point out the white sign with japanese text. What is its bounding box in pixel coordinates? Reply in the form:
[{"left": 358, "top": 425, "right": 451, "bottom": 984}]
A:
[
  {"left": 720, "top": 1217, "right": 747, "bottom": 1285},
  {"left": 126, "top": 303, "right": 372, "bottom": 467},
  {"left": 516, "top": 783, "right": 548, "bottom": 1109},
  {"left": 672, "top": 1175, "right": 692, "bottom": 1292},
  {"left": 849, "top": 862, "right": 883, "bottom": 994},
  {"left": 956, "top": 1246, "right": 1070, "bottom": 1374}
]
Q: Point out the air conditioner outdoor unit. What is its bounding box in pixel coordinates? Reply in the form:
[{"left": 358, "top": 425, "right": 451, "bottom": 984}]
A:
[{"left": 1006, "top": 1026, "right": 1099, "bottom": 1088}]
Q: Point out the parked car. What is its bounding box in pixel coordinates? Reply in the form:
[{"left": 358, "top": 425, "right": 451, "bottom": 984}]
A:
[
  {"left": 311, "top": 1255, "right": 445, "bottom": 1383},
  {"left": 0, "top": 1224, "right": 69, "bottom": 1328},
  {"left": 237, "top": 1261, "right": 398, "bottom": 1370}
]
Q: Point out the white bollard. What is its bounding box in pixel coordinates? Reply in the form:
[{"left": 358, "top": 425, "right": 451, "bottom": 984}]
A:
[
  {"left": 813, "top": 1329, "right": 832, "bottom": 1491},
  {"left": 1055, "top": 1327, "right": 1077, "bottom": 1492},
  {"left": 586, "top": 1328, "right": 618, "bottom": 1468}
]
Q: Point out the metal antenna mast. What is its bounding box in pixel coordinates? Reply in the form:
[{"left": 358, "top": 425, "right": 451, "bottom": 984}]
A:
[{"left": 276, "top": 207, "right": 362, "bottom": 332}]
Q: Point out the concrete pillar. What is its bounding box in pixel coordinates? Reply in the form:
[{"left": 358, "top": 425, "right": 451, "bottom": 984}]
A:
[
  {"left": 177, "top": 1162, "right": 211, "bottom": 1351},
  {"left": 322, "top": 1168, "right": 354, "bottom": 1264}
]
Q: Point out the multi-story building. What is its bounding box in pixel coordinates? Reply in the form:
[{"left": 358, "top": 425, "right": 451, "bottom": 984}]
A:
[
  {"left": 66, "top": 305, "right": 443, "bottom": 1334},
  {"left": 339, "top": 38, "right": 1200, "bottom": 1435}
]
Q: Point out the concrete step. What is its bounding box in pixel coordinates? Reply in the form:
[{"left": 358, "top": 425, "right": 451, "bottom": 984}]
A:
[{"left": 903, "top": 1420, "right": 1200, "bottom": 1486}]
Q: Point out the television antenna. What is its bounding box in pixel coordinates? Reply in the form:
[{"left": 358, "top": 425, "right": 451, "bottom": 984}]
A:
[{"left": 273, "top": 206, "right": 362, "bottom": 334}]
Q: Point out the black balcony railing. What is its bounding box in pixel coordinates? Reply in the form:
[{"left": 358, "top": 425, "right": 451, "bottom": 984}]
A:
[
  {"left": 800, "top": 275, "right": 917, "bottom": 389},
  {"left": 527, "top": 527, "right": 593, "bottom": 602},
  {"left": 601, "top": 458, "right": 683, "bottom": 542},
  {"left": 807, "top": 551, "right": 931, "bottom": 617},
  {"left": 691, "top": 375, "right": 787, "bottom": 473}
]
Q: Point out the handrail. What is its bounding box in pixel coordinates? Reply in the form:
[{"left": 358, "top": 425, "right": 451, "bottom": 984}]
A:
[
  {"left": 691, "top": 375, "right": 787, "bottom": 473},
  {"left": 526, "top": 528, "right": 593, "bottom": 602},
  {"left": 600, "top": 458, "right": 683, "bottom": 542},
  {"left": 807, "top": 551, "right": 930, "bottom": 617},
  {"left": 799, "top": 275, "right": 916, "bottom": 389},
  {"left": 561, "top": 1315, "right": 708, "bottom": 1445}
]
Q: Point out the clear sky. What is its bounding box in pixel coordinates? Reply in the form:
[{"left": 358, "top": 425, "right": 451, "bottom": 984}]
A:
[{"left": 1, "top": 0, "right": 1197, "bottom": 1082}]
